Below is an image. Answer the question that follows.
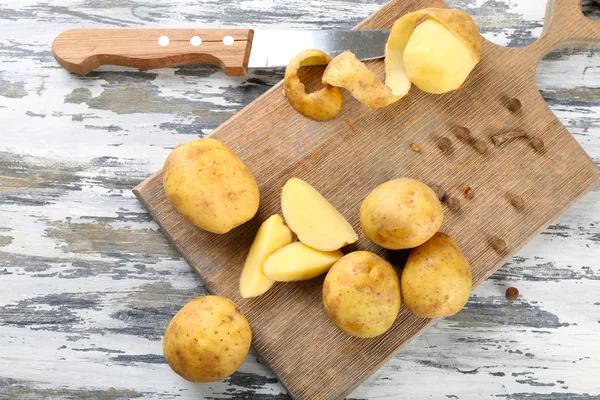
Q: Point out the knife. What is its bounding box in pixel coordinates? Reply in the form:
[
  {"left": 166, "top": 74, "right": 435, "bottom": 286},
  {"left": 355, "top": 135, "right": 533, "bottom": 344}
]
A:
[{"left": 52, "top": 29, "right": 390, "bottom": 76}]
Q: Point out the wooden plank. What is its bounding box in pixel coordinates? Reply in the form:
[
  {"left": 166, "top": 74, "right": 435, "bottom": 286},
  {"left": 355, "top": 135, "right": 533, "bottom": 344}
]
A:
[{"left": 134, "top": 0, "right": 600, "bottom": 398}]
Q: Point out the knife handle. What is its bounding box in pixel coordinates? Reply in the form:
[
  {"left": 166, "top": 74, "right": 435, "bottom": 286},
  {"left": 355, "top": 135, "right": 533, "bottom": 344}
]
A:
[{"left": 52, "top": 29, "right": 254, "bottom": 76}]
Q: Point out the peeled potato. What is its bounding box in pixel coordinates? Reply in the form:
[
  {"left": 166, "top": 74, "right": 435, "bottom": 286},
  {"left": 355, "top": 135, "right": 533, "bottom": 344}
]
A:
[
  {"left": 263, "top": 242, "right": 343, "bottom": 282},
  {"left": 283, "top": 49, "right": 343, "bottom": 121},
  {"left": 239, "top": 215, "right": 293, "bottom": 298},
  {"left": 386, "top": 8, "right": 481, "bottom": 94},
  {"left": 281, "top": 177, "right": 358, "bottom": 251}
]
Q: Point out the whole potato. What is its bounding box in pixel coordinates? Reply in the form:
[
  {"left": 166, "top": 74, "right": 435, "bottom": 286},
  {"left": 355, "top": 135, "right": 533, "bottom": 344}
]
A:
[
  {"left": 401, "top": 232, "right": 472, "bottom": 318},
  {"left": 163, "top": 138, "right": 260, "bottom": 234},
  {"left": 360, "top": 178, "right": 443, "bottom": 250},
  {"left": 323, "top": 251, "right": 401, "bottom": 338},
  {"left": 163, "top": 296, "right": 252, "bottom": 383}
]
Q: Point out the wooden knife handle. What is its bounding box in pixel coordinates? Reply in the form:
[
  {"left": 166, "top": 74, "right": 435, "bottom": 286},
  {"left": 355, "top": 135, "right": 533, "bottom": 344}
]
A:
[{"left": 52, "top": 29, "right": 254, "bottom": 76}]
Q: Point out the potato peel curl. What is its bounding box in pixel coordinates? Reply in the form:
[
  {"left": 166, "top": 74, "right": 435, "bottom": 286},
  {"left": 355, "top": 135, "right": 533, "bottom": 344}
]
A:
[{"left": 283, "top": 8, "right": 481, "bottom": 119}]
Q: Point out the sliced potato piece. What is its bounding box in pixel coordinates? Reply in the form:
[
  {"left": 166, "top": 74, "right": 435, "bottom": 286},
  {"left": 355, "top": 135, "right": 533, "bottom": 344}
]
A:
[
  {"left": 239, "top": 215, "right": 292, "bottom": 298},
  {"left": 283, "top": 49, "right": 343, "bottom": 121},
  {"left": 386, "top": 8, "right": 481, "bottom": 94},
  {"left": 281, "top": 177, "right": 358, "bottom": 251},
  {"left": 263, "top": 242, "right": 343, "bottom": 281}
]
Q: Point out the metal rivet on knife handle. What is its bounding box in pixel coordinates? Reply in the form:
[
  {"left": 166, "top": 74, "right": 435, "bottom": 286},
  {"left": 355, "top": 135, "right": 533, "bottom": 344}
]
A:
[{"left": 190, "top": 36, "right": 202, "bottom": 46}]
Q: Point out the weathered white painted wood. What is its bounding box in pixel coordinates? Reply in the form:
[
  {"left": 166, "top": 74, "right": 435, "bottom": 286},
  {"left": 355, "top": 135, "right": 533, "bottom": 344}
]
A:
[{"left": 1, "top": 0, "right": 599, "bottom": 399}]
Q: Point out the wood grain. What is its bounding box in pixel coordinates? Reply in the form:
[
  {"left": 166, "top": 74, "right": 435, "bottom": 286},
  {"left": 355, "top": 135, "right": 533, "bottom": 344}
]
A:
[
  {"left": 133, "top": 0, "right": 600, "bottom": 398},
  {"left": 52, "top": 28, "right": 254, "bottom": 76}
]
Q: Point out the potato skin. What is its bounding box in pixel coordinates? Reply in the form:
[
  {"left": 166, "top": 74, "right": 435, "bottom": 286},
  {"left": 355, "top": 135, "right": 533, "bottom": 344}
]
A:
[
  {"left": 323, "top": 251, "right": 401, "bottom": 338},
  {"left": 322, "top": 51, "right": 404, "bottom": 108},
  {"left": 163, "top": 296, "right": 252, "bottom": 383},
  {"left": 283, "top": 49, "right": 342, "bottom": 121},
  {"left": 163, "top": 138, "right": 260, "bottom": 234},
  {"left": 360, "top": 178, "right": 443, "bottom": 250},
  {"left": 401, "top": 232, "right": 472, "bottom": 318}
]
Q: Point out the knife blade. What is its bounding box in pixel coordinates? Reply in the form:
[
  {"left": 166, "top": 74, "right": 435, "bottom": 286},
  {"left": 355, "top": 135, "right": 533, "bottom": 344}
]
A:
[
  {"left": 52, "top": 28, "right": 390, "bottom": 76},
  {"left": 248, "top": 30, "right": 390, "bottom": 68}
]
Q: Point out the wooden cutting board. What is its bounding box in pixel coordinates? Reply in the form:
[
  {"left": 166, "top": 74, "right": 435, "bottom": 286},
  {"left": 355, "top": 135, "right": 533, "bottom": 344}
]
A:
[{"left": 134, "top": 0, "right": 600, "bottom": 398}]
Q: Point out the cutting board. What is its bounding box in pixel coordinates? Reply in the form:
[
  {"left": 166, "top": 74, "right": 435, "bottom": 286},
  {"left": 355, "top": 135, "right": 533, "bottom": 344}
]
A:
[{"left": 134, "top": 0, "right": 600, "bottom": 398}]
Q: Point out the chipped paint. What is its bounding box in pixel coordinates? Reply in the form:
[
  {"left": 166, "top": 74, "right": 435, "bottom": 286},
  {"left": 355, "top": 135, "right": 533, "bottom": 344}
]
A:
[
  {"left": 0, "top": 377, "right": 143, "bottom": 399},
  {"left": 0, "top": 77, "right": 27, "bottom": 98},
  {"left": 65, "top": 88, "right": 92, "bottom": 104}
]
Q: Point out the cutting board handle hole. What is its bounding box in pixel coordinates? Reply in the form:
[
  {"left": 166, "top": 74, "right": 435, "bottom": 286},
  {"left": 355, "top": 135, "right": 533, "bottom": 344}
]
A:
[{"left": 581, "top": 0, "right": 600, "bottom": 20}]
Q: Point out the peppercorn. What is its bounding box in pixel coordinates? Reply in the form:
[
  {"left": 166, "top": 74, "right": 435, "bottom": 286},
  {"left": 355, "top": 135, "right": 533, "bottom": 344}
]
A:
[
  {"left": 432, "top": 184, "right": 445, "bottom": 201},
  {"left": 461, "top": 185, "right": 473, "bottom": 199},
  {"left": 530, "top": 137, "right": 544, "bottom": 151},
  {"left": 446, "top": 196, "right": 461, "bottom": 211},
  {"left": 507, "top": 98, "right": 522, "bottom": 112},
  {"left": 473, "top": 139, "right": 488, "bottom": 154},
  {"left": 505, "top": 287, "right": 519, "bottom": 300},
  {"left": 510, "top": 194, "right": 524, "bottom": 209},
  {"left": 453, "top": 126, "right": 471, "bottom": 143},
  {"left": 438, "top": 137, "right": 452, "bottom": 152},
  {"left": 491, "top": 237, "right": 507, "bottom": 253}
]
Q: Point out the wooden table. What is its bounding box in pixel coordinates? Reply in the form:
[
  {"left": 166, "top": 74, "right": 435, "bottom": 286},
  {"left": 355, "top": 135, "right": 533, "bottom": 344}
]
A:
[{"left": 1, "top": 1, "right": 599, "bottom": 398}]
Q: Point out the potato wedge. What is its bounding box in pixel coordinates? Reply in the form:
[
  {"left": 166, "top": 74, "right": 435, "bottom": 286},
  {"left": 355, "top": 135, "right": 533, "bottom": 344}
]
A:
[
  {"left": 281, "top": 177, "right": 358, "bottom": 251},
  {"left": 283, "top": 49, "right": 343, "bottom": 121},
  {"left": 239, "top": 215, "right": 293, "bottom": 298},
  {"left": 263, "top": 242, "right": 343, "bottom": 282}
]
